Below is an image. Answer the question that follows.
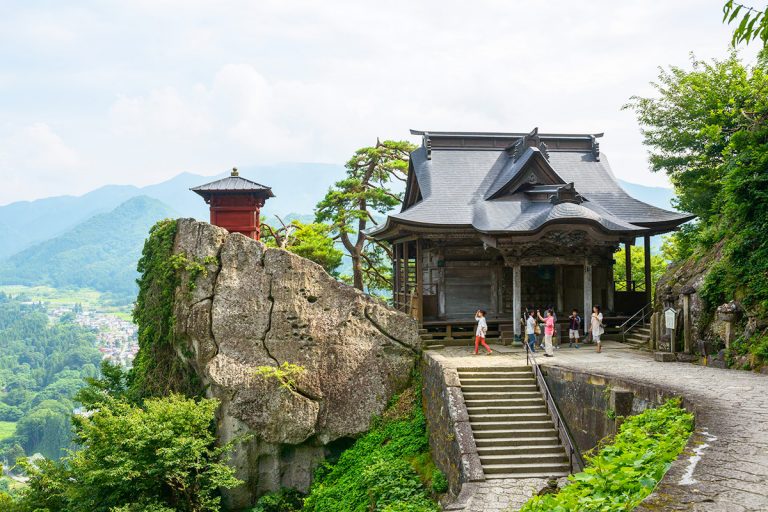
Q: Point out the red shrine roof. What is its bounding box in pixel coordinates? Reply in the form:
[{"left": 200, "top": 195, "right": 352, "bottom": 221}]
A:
[{"left": 190, "top": 168, "right": 275, "bottom": 198}]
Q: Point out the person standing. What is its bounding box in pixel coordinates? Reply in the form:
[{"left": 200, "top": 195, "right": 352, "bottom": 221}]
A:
[
  {"left": 525, "top": 310, "right": 537, "bottom": 353},
  {"left": 568, "top": 309, "right": 581, "bottom": 349},
  {"left": 474, "top": 310, "right": 492, "bottom": 355},
  {"left": 536, "top": 309, "right": 555, "bottom": 357},
  {"left": 591, "top": 305, "right": 604, "bottom": 353}
]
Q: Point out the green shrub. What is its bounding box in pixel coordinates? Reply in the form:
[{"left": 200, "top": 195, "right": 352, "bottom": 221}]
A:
[
  {"left": 251, "top": 488, "right": 304, "bottom": 512},
  {"left": 520, "top": 399, "right": 694, "bottom": 512},
  {"left": 302, "top": 384, "right": 438, "bottom": 512},
  {"left": 430, "top": 469, "right": 448, "bottom": 494}
]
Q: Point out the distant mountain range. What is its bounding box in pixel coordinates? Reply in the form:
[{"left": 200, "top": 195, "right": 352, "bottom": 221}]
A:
[
  {"left": 0, "top": 163, "right": 346, "bottom": 259},
  {"left": 0, "top": 196, "right": 177, "bottom": 301},
  {"left": 0, "top": 163, "right": 678, "bottom": 300}
]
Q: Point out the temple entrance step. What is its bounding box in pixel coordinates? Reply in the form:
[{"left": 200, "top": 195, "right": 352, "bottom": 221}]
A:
[
  {"left": 457, "top": 366, "right": 570, "bottom": 480},
  {"left": 620, "top": 322, "right": 652, "bottom": 350}
]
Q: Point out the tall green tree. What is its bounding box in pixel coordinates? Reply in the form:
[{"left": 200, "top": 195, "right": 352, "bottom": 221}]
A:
[
  {"left": 10, "top": 392, "right": 241, "bottom": 512},
  {"left": 261, "top": 218, "right": 343, "bottom": 276},
  {"left": 316, "top": 140, "right": 416, "bottom": 291},
  {"left": 723, "top": 1, "right": 768, "bottom": 48},
  {"left": 625, "top": 52, "right": 768, "bottom": 313},
  {"left": 613, "top": 246, "right": 667, "bottom": 293}
]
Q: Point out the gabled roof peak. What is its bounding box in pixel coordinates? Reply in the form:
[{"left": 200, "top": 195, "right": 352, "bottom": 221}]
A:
[{"left": 505, "top": 127, "right": 550, "bottom": 161}]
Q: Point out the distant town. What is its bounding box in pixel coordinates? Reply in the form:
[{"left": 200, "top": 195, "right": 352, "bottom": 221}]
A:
[{"left": 48, "top": 304, "right": 138, "bottom": 366}]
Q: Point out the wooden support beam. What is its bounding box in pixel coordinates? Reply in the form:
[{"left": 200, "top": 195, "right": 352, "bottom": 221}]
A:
[
  {"left": 583, "top": 260, "right": 593, "bottom": 322},
  {"left": 644, "top": 235, "right": 652, "bottom": 307},
  {"left": 513, "top": 264, "right": 521, "bottom": 337},
  {"left": 415, "top": 239, "right": 423, "bottom": 323},
  {"left": 625, "top": 241, "right": 633, "bottom": 291}
]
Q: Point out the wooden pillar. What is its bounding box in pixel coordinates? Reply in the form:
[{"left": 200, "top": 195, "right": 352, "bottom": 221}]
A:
[
  {"left": 512, "top": 264, "right": 521, "bottom": 337},
  {"left": 393, "top": 243, "right": 400, "bottom": 310},
  {"left": 437, "top": 247, "right": 446, "bottom": 318},
  {"left": 607, "top": 262, "right": 615, "bottom": 314},
  {"left": 415, "top": 240, "right": 423, "bottom": 323},
  {"left": 644, "top": 235, "right": 652, "bottom": 307},
  {"left": 624, "top": 241, "right": 633, "bottom": 291},
  {"left": 490, "top": 263, "right": 502, "bottom": 317},
  {"left": 403, "top": 242, "right": 410, "bottom": 316},
  {"left": 556, "top": 266, "right": 564, "bottom": 314},
  {"left": 583, "top": 260, "right": 593, "bottom": 324}
]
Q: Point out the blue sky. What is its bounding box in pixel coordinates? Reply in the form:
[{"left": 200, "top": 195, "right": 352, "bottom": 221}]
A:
[{"left": 0, "top": 1, "right": 759, "bottom": 205}]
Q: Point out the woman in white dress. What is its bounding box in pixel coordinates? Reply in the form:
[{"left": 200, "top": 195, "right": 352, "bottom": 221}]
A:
[{"left": 591, "top": 305, "right": 604, "bottom": 353}]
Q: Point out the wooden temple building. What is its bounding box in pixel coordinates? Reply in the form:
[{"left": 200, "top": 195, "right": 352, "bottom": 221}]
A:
[{"left": 369, "top": 129, "right": 693, "bottom": 338}]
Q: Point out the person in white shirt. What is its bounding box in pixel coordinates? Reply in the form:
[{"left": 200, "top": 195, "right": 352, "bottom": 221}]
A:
[
  {"left": 474, "top": 310, "right": 492, "bottom": 355},
  {"left": 590, "top": 305, "right": 604, "bottom": 353},
  {"left": 525, "top": 311, "right": 537, "bottom": 353}
]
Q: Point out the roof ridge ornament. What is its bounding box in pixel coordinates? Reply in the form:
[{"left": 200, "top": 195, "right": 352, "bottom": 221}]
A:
[
  {"left": 538, "top": 141, "right": 550, "bottom": 160},
  {"left": 507, "top": 127, "right": 545, "bottom": 161},
  {"left": 591, "top": 136, "right": 600, "bottom": 161},
  {"left": 231, "top": 167, "right": 239, "bottom": 177},
  {"left": 550, "top": 182, "right": 584, "bottom": 205}
]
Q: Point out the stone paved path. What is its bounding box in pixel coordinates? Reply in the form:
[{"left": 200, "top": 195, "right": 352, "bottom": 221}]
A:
[
  {"left": 460, "top": 479, "right": 549, "bottom": 512},
  {"left": 429, "top": 341, "right": 768, "bottom": 511}
]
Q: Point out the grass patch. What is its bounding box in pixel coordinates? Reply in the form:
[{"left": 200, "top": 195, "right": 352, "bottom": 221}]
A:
[
  {"left": 293, "top": 381, "right": 438, "bottom": 512},
  {"left": 520, "top": 399, "right": 694, "bottom": 512},
  {"left": 0, "top": 421, "right": 16, "bottom": 441}
]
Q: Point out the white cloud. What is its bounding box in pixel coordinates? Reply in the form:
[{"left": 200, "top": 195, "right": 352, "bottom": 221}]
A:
[
  {"left": 0, "top": 123, "right": 82, "bottom": 203},
  {"left": 1, "top": 0, "right": 762, "bottom": 204}
]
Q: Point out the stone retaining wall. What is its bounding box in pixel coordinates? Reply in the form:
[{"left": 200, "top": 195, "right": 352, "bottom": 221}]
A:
[
  {"left": 422, "top": 354, "right": 484, "bottom": 501},
  {"left": 543, "top": 365, "right": 684, "bottom": 453}
]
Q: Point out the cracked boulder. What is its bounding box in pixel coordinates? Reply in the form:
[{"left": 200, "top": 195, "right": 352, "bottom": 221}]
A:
[{"left": 170, "top": 218, "right": 421, "bottom": 508}]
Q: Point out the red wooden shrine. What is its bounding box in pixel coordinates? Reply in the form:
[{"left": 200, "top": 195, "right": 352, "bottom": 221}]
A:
[{"left": 190, "top": 168, "right": 274, "bottom": 240}]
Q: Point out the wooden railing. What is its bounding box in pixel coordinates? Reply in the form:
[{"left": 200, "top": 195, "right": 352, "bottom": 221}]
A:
[{"left": 524, "top": 342, "right": 585, "bottom": 474}]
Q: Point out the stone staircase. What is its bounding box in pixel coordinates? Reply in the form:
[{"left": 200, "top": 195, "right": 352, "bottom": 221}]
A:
[
  {"left": 621, "top": 323, "right": 651, "bottom": 350},
  {"left": 458, "top": 366, "right": 571, "bottom": 479}
]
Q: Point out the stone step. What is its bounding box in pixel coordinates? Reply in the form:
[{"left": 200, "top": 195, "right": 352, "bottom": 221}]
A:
[
  {"left": 470, "top": 419, "right": 555, "bottom": 433},
  {"left": 459, "top": 371, "right": 534, "bottom": 379},
  {"left": 485, "top": 471, "right": 570, "bottom": 480},
  {"left": 474, "top": 436, "right": 561, "bottom": 447},
  {"left": 479, "top": 452, "right": 568, "bottom": 466},
  {"left": 463, "top": 397, "right": 545, "bottom": 408},
  {"left": 473, "top": 428, "right": 558, "bottom": 439},
  {"left": 424, "top": 344, "right": 444, "bottom": 350},
  {"left": 458, "top": 366, "right": 531, "bottom": 373},
  {"left": 418, "top": 328, "right": 428, "bottom": 334},
  {"left": 467, "top": 405, "right": 547, "bottom": 415},
  {"left": 461, "top": 384, "right": 539, "bottom": 393},
  {"left": 482, "top": 462, "right": 571, "bottom": 475},
  {"left": 477, "top": 444, "right": 565, "bottom": 456},
  {"left": 469, "top": 413, "right": 552, "bottom": 423},
  {"left": 459, "top": 377, "right": 536, "bottom": 386},
  {"left": 635, "top": 327, "right": 651, "bottom": 335},
  {"left": 462, "top": 391, "right": 542, "bottom": 401}
]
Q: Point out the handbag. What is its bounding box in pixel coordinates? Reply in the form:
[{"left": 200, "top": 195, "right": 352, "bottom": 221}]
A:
[{"left": 534, "top": 322, "right": 541, "bottom": 335}]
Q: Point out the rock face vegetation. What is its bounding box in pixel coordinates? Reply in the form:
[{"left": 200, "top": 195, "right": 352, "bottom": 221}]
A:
[
  {"left": 626, "top": 51, "right": 768, "bottom": 368},
  {"left": 134, "top": 218, "right": 422, "bottom": 508}
]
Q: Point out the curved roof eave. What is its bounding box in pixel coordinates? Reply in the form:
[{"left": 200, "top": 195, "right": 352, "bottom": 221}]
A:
[{"left": 367, "top": 215, "right": 652, "bottom": 240}]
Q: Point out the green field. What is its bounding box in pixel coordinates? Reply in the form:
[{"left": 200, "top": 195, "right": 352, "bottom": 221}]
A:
[
  {"left": 0, "top": 285, "right": 133, "bottom": 319},
  {"left": 0, "top": 422, "right": 16, "bottom": 442}
]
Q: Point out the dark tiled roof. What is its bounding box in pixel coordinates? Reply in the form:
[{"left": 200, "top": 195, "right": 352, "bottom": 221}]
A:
[
  {"left": 190, "top": 175, "right": 275, "bottom": 197},
  {"left": 370, "top": 134, "right": 693, "bottom": 238}
]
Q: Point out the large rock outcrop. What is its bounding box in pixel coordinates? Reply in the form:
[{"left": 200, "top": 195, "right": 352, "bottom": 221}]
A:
[{"left": 170, "top": 219, "right": 421, "bottom": 509}]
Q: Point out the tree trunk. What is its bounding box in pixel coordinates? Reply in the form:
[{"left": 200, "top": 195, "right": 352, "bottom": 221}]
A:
[{"left": 351, "top": 253, "right": 364, "bottom": 290}]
